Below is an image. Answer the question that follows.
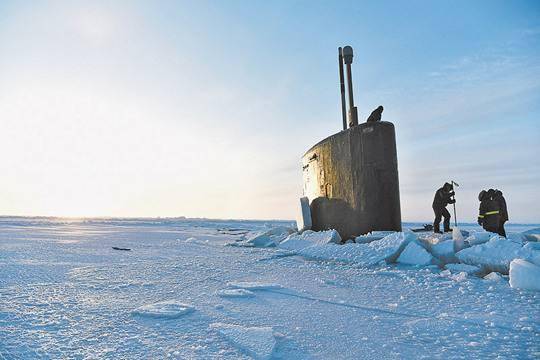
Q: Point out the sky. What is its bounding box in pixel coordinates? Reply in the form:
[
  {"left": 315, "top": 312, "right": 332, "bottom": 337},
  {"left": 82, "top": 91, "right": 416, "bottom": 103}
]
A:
[{"left": 0, "top": 0, "right": 539, "bottom": 222}]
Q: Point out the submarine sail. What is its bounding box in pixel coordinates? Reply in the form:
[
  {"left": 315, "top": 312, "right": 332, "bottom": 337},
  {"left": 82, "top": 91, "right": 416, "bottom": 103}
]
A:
[{"left": 301, "top": 46, "right": 401, "bottom": 239}]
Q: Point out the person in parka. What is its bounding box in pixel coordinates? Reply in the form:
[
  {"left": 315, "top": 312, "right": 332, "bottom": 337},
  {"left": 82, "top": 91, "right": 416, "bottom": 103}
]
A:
[
  {"left": 478, "top": 189, "right": 501, "bottom": 234},
  {"left": 432, "top": 182, "right": 455, "bottom": 233},
  {"left": 494, "top": 189, "right": 508, "bottom": 237}
]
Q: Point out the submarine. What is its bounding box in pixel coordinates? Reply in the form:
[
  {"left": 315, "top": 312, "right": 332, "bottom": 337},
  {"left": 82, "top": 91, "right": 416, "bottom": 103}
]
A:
[{"left": 300, "top": 46, "right": 402, "bottom": 240}]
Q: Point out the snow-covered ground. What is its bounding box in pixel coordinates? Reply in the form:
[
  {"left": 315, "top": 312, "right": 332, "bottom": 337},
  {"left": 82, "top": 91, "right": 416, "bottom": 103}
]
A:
[{"left": 0, "top": 218, "right": 539, "bottom": 359}]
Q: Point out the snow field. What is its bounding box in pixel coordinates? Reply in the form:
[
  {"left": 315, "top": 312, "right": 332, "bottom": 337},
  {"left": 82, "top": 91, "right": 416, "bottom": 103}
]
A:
[
  {"left": 130, "top": 283, "right": 282, "bottom": 357},
  {"left": 1, "top": 218, "right": 539, "bottom": 359}
]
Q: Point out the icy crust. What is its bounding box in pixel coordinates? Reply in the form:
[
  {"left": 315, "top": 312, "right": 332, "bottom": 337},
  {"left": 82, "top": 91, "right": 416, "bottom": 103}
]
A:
[
  {"left": 509, "top": 259, "right": 540, "bottom": 291},
  {"left": 211, "top": 323, "right": 276, "bottom": 360},
  {"left": 465, "top": 232, "right": 492, "bottom": 246},
  {"left": 484, "top": 272, "right": 503, "bottom": 282},
  {"left": 445, "top": 263, "right": 481, "bottom": 275},
  {"left": 278, "top": 229, "right": 341, "bottom": 250},
  {"left": 132, "top": 301, "right": 195, "bottom": 319},
  {"left": 298, "top": 243, "right": 386, "bottom": 266},
  {"left": 456, "top": 236, "right": 527, "bottom": 274},
  {"left": 296, "top": 231, "right": 415, "bottom": 266},
  {"left": 523, "top": 242, "right": 540, "bottom": 266},
  {"left": 259, "top": 226, "right": 540, "bottom": 286},
  {"left": 296, "top": 196, "right": 312, "bottom": 232},
  {"left": 397, "top": 241, "right": 435, "bottom": 266},
  {"left": 452, "top": 228, "right": 465, "bottom": 252},
  {"left": 354, "top": 231, "right": 395, "bottom": 244},
  {"left": 430, "top": 241, "right": 458, "bottom": 264},
  {"left": 227, "top": 282, "right": 283, "bottom": 291},
  {"left": 522, "top": 227, "right": 540, "bottom": 242},
  {"left": 216, "top": 289, "right": 255, "bottom": 298},
  {"left": 239, "top": 226, "right": 296, "bottom": 247},
  {"left": 367, "top": 232, "right": 417, "bottom": 263}
]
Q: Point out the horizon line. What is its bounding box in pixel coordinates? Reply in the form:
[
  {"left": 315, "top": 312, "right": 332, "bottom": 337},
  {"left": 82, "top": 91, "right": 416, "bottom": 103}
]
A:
[{"left": 0, "top": 215, "right": 539, "bottom": 226}]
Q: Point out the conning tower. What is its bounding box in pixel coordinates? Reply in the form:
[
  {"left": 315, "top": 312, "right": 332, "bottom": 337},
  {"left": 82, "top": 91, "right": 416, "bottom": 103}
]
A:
[{"left": 301, "top": 46, "right": 401, "bottom": 239}]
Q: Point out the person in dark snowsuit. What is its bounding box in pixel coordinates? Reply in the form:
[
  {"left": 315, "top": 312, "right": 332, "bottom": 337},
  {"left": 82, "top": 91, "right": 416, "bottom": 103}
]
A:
[
  {"left": 494, "top": 190, "right": 508, "bottom": 237},
  {"left": 432, "top": 182, "right": 455, "bottom": 233},
  {"left": 366, "top": 106, "right": 383, "bottom": 122},
  {"left": 478, "top": 189, "right": 501, "bottom": 234}
]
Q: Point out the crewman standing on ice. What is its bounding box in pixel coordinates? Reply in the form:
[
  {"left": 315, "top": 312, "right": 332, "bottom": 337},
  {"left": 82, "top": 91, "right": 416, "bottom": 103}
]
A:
[
  {"left": 432, "top": 182, "right": 456, "bottom": 233},
  {"left": 477, "top": 189, "right": 502, "bottom": 234}
]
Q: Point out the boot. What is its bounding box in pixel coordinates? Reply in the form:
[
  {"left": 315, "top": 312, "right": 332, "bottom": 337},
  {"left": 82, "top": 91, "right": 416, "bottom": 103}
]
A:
[
  {"left": 434, "top": 224, "right": 442, "bottom": 234},
  {"left": 443, "top": 219, "right": 451, "bottom": 233}
]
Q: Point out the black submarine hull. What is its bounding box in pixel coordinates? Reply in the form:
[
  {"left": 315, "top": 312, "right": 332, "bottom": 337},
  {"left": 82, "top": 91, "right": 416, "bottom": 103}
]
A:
[{"left": 302, "top": 121, "right": 401, "bottom": 239}]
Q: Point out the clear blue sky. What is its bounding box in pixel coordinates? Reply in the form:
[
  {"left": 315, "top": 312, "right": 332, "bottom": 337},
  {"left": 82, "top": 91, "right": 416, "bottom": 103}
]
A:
[{"left": 0, "top": 0, "right": 539, "bottom": 222}]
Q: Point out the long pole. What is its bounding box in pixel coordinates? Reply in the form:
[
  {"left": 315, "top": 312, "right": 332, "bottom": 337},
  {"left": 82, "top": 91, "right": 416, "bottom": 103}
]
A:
[
  {"left": 338, "top": 48, "right": 347, "bottom": 131},
  {"left": 451, "top": 180, "right": 458, "bottom": 227},
  {"left": 452, "top": 202, "right": 457, "bottom": 227}
]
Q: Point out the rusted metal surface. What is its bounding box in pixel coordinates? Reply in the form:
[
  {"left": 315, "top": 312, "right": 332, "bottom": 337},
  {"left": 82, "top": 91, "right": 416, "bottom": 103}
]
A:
[{"left": 302, "top": 121, "right": 401, "bottom": 239}]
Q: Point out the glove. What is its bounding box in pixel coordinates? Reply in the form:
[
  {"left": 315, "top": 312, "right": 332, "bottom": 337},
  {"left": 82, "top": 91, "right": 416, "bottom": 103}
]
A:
[
  {"left": 449, "top": 199, "right": 456, "bottom": 204},
  {"left": 477, "top": 218, "right": 483, "bottom": 225},
  {"left": 449, "top": 191, "right": 455, "bottom": 197}
]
